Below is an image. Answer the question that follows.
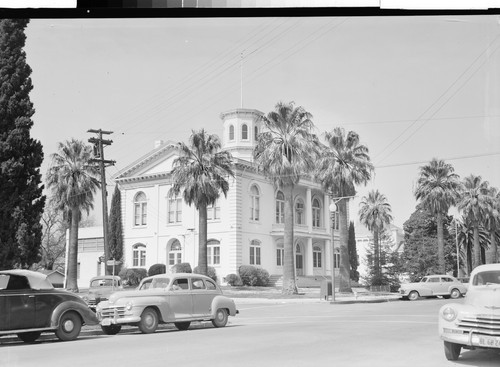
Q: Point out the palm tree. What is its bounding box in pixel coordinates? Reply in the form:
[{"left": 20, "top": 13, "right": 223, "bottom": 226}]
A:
[
  {"left": 484, "top": 185, "right": 500, "bottom": 264},
  {"left": 315, "top": 128, "right": 373, "bottom": 292},
  {"left": 254, "top": 101, "right": 318, "bottom": 294},
  {"left": 457, "top": 175, "right": 491, "bottom": 269},
  {"left": 46, "top": 139, "right": 100, "bottom": 292},
  {"left": 414, "top": 158, "right": 461, "bottom": 274},
  {"left": 169, "top": 129, "right": 234, "bottom": 276},
  {"left": 358, "top": 190, "right": 393, "bottom": 285},
  {"left": 452, "top": 216, "right": 489, "bottom": 275}
]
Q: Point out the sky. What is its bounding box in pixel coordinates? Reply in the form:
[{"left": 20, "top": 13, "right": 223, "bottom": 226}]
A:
[{"left": 23, "top": 14, "right": 500, "bottom": 229}]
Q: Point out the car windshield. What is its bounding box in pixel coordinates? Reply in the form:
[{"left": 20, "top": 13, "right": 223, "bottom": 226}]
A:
[
  {"left": 90, "top": 279, "right": 120, "bottom": 287},
  {"left": 472, "top": 271, "right": 500, "bottom": 286}
]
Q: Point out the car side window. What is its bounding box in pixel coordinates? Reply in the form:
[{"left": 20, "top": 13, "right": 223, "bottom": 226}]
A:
[
  {"left": 441, "top": 277, "right": 452, "bottom": 282},
  {"left": 205, "top": 280, "right": 217, "bottom": 290},
  {"left": 6, "top": 275, "right": 30, "bottom": 290},
  {"left": 172, "top": 278, "right": 189, "bottom": 290},
  {"left": 0, "top": 275, "right": 9, "bottom": 290},
  {"left": 192, "top": 278, "right": 206, "bottom": 290},
  {"left": 428, "top": 278, "right": 439, "bottom": 283},
  {"left": 140, "top": 279, "right": 152, "bottom": 290}
]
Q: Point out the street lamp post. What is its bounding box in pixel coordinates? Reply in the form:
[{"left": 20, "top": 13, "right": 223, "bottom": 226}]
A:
[{"left": 329, "top": 201, "right": 338, "bottom": 302}]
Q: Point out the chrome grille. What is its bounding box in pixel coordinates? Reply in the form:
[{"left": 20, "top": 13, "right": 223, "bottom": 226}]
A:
[
  {"left": 457, "top": 315, "right": 500, "bottom": 336},
  {"left": 99, "top": 306, "right": 126, "bottom": 318}
]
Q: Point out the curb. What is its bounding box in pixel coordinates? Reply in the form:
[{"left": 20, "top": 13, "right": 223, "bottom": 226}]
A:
[{"left": 330, "top": 297, "right": 401, "bottom": 304}]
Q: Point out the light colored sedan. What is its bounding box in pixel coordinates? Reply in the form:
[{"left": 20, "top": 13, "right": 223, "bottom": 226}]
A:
[
  {"left": 96, "top": 273, "right": 238, "bottom": 335},
  {"left": 399, "top": 274, "right": 467, "bottom": 301}
]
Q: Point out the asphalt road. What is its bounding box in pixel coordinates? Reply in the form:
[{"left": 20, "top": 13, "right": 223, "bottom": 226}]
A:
[{"left": 2, "top": 298, "right": 500, "bottom": 367}]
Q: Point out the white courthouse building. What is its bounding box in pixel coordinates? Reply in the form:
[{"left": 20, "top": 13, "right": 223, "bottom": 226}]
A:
[{"left": 79, "top": 108, "right": 348, "bottom": 284}]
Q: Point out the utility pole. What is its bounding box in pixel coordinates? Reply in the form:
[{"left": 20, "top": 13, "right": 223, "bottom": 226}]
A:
[{"left": 88, "top": 129, "right": 116, "bottom": 275}]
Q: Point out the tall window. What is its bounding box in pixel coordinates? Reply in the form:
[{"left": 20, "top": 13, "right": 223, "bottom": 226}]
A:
[
  {"left": 168, "top": 239, "right": 182, "bottom": 265},
  {"left": 332, "top": 211, "right": 339, "bottom": 230},
  {"left": 295, "top": 198, "right": 305, "bottom": 225},
  {"left": 168, "top": 196, "right": 182, "bottom": 223},
  {"left": 241, "top": 124, "right": 248, "bottom": 140},
  {"left": 250, "top": 240, "right": 261, "bottom": 265},
  {"left": 333, "top": 248, "right": 340, "bottom": 269},
  {"left": 207, "top": 200, "right": 220, "bottom": 220},
  {"left": 250, "top": 185, "right": 260, "bottom": 221},
  {"left": 276, "top": 191, "right": 285, "bottom": 224},
  {"left": 229, "top": 125, "right": 234, "bottom": 140},
  {"left": 312, "top": 198, "right": 321, "bottom": 228},
  {"left": 133, "top": 244, "right": 146, "bottom": 267},
  {"left": 276, "top": 244, "right": 284, "bottom": 266},
  {"left": 207, "top": 240, "right": 220, "bottom": 266},
  {"left": 254, "top": 126, "right": 258, "bottom": 141},
  {"left": 134, "top": 192, "right": 147, "bottom": 226},
  {"left": 313, "top": 245, "right": 322, "bottom": 268}
]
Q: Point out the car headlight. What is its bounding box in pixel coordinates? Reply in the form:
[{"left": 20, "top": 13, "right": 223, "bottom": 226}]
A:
[
  {"left": 125, "top": 301, "right": 134, "bottom": 311},
  {"left": 441, "top": 307, "right": 457, "bottom": 322}
]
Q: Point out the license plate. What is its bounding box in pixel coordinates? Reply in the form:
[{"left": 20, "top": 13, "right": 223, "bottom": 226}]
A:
[
  {"left": 478, "top": 336, "right": 500, "bottom": 348},
  {"left": 101, "top": 318, "right": 112, "bottom": 326}
]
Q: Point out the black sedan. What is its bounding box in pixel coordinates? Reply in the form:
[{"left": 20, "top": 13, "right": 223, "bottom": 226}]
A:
[{"left": 0, "top": 269, "right": 98, "bottom": 343}]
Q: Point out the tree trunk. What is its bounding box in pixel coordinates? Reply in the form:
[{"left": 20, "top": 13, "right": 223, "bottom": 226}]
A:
[
  {"left": 197, "top": 202, "right": 208, "bottom": 276},
  {"left": 282, "top": 184, "right": 298, "bottom": 294},
  {"left": 473, "top": 224, "right": 481, "bottom": 269},
  {"left": 487, "top": 231, "right": 497, "bottom": 264},
  {"left": 436, "top": 212, "right": 445, "bottom": 273},
  {"left": 338, "top": 198, "right": 351, "bottom": 292},
  {"left": 66, "top": 207, "right": 79, "bottom": 292}
]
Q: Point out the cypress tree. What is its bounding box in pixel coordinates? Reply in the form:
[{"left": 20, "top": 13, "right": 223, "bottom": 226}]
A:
[
  {"left": 348, "top": 221, "right": 360, "bottom": 282},
  {"left": 0, "top": 19, "right": 45, "bottom": 269},
  {"left": 108, "top": 185, "right": 123, "bottom": 262}
]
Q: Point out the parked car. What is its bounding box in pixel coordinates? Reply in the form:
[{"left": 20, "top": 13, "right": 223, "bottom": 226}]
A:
[
  {"left": 399, "top": 274, "right": 467, "bottom": 301},
  {"left": 0, "top": 269, "right": 98, "bottom": 343},
  {"left": 95, "top": 273, "right": 238, "bottom": 335},
  {"left": 80, "top": 275, "right": 123, "bottom": 311},
  {"left": 439, "top": 264, "right": 500, "bottom": 361}
]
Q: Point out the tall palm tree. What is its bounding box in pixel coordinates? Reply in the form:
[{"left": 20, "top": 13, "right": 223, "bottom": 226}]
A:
[
  {"left": 457, "top": 175, "right": 491, "bottom": 269},
  {"left": 46, "top": 139, "right": 100, "bottom": 292},
  {"left": 169, "top": 129, "right": 234, "bottom": 276},
  {"left": 452, "top": 216, "right": 489, "bottom": 275},
  {"left": 484, "top": 185, "right": 500, "bottom": 264},
  {"left": 414, "top": 158, "right": 461, "bottom": 274},
  {"left": 315, "top": 128, "right": 373, "bottom": 292},
  {"left": 358, "top": 190, "right": 393, "bottom": 285},
  {"left": 254, "top": 101, "right": 318, "bottom": 294}
]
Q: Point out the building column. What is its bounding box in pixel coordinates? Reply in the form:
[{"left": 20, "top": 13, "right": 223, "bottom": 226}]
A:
[{"left": 306, "top": 238, "right": 314, "bottom": 276}]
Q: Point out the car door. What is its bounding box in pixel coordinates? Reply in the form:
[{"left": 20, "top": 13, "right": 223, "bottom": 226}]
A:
[
  {"left": 426, "top": 277, "right": 442, "bottom": 295},
  {"left": 191, "top": 278, "right": 218, "bottom": 318},
  {"left": 169, "top": 277, "right": 193, "bottom": 320},
  {"left": 1, "top": 274, "right": 35, "bottom": 330}
]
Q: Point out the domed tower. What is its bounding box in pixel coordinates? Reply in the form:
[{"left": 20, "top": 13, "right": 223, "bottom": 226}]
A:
[{"left": 220, "top": 108, "right": 264, "bottom": 163}]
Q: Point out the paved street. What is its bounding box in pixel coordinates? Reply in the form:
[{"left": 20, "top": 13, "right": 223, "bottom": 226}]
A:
[{"left": 2, "top": 297, "right": 500, "bottom": 367}]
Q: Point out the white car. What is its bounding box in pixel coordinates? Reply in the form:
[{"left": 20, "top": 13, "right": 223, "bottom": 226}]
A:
[
  {"left": 439, "top": 264, "right": 500, "bottom": 361},
  {"left": 399, "top": 274, "right": 467, "bottom": 301}
]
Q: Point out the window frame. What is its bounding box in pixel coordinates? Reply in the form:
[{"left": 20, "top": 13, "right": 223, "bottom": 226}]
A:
[
  {"left": 207, "top": 240, "right": 221, "bottom": 266},
  {"left": 134, "top": 192, "right": 147, "bottom": 226},
  {"left": 168, "top": 196, "right": 182, "bottom": 224},
  {"left": 250, "top": 184, "right": 260, "bottom": 221},
  {"left": 250, "top": 240, "right": 261, "bottom": 266},
  {"left": 276, "top": 191, "right": 285, "bottom": 224},
  {"left": 312, "top": 197, "right": 322, "bottom": 228},
  {"left": 133, "top": 244, "right": 147, "bottom": 267}
]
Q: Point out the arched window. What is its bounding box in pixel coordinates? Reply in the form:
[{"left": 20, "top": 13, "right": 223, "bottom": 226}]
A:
[
  {"left": 241, "top": 124, "right": 248, "bottom": 140},
  {"left": 168, "top": 239, "right": 182, "bottom": 265},
  {"left": 134, "top": 192, "right": 147, "bottom": 226},
  {"left": 254, "top": 126, "right": 258, "bottom": 141},
  {"left": 312, "top": 197, "right": 322, "bottom": 228},
  {"left": 313, "top": 245, "right": 322, "bottom": 268},
  {"left": 250, "top": 240, "right": 261, "bottom": 265},
  {"left": 207, "top": 239, "right": 220, "bottom": 266},
  {"left": 276, "top": 191, "right": 285, "bottom": 224},
  {"left": 132, "top": 243, "right": 146, "bottom": 267},
  {"left": 250, "top": 184, "right": 260, "bottom": 221},
  {"left": 295, "top": 198, "right": 305, "bottom": 225},
  {"left": 229, "top": 125, "right": 235, "bottom": 141},
  {"left": 276, "top": 243, "right": 284, "bottom": 266}
]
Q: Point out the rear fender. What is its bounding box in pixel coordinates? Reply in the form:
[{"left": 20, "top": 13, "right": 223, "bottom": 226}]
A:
[
  {"left": 211, "top": 296, "right": 237, "bottom": 317},
  {"left": 50, "top": 301, "right": 99, "bottom": 327}
]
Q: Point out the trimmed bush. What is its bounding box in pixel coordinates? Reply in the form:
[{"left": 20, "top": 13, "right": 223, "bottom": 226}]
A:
[
  {"left": 255, "top": 267, "right": 270, "bottom": 286},
  {"left": 193, "top": 266, "right": 217, "bottom": 282},
  {"left": 148, "top": 263, "right": 167, "bottom": 276},
  {"left": 225, "top": 273, "right": 242, "bottom": 286},
  {"left": 171, "top": 262, "right": 192, "bottom": 274},
  {"left": 118, "top": 267, "right": 147, "bottom": 287},
  {"left": 238, "top": 265, "right": 269, "bottom": 286}
]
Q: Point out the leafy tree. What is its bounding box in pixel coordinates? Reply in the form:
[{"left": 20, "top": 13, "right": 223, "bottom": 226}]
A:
[
  {"left": 358, "top": 190, "right": 393, "bottom": 285},
  {"left": 483, "top": 185, "right": 500, "bottom": 264},
  {"left": 169, "top": 129, "right": 234, "bottom": 277},
  {"left": 315, "top": 127, "right": 373, "bottom": 292},
  {"left": 348, "top": 221, "right": 359, "bottom": 282},
  {"left": 108, "top": 185, "right": 123, "bottom": 264},
  {"left": 0, "top": 19, "right": 45, "bottom": 269},
  {"left": 37, "top": 200, "right": 67, "bottom": 271},
  {"left": 414, "top": 158, "right": 461, "bottom": 274},
  {"left": 254, "top": 101, "right": 318, "bottom": 294},
  {"left": 46, "top": 139, "right": 100, "bottom": 292}
]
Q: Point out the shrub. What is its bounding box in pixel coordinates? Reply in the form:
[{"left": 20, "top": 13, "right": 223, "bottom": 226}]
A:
[
  {"left": 255, "top": 267, "right": 270, "bottom": 286},
  {"left": 193, "top": 266, "right": 217, "bottom": 282},
  {"left": 171, "top": 262, "right": 192, "bottom": 274},
  {"left": 148, "top": 263, "right": 167, "bottom": 276},
  {"left": 118, "top": 267, "right": 147, "bottom": 287},
  {"left": 238, "top": 265, "right": 258, "bottom": 286},
  {"left": 225, "top": 273, "right": 242, "bottom": 286}
]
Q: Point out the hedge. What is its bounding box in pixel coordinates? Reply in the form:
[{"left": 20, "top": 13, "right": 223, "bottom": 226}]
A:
[
  {"left": 118, "top": 267, "right": 148, "bottom": 286},
  {"left": 171, "top": 262, "right": 192, "bottom": 274},
  {"left": 238, "top": 265, "right": 269, "bottom": 286},
  {"left": 193, "top": 266, "right": 217, "bottom": 282},
  {"left": 148, "top": 263, "right": 166, "bottom": 276}
]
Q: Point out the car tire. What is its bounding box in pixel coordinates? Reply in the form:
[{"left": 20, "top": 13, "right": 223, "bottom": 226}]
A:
[
  {"left": 17, "top": 331, "right": 41, "bottom": 343},
  {"left": 450, "top": 288, "right": 461, "bottom": 299},
  {"left": 212, "top": 308, "right": 228, "bottom": 328},
  {"left": 138, "top": 307, "right": 159, "bottom": 334},
  {"left": 174, "top": 322, "right": 191, "bottom": 331},
  {"left": 101, "top": 324, "right": 122, "bottom": 335},
  {"left": 444, "top": 341, "right": 461, "bottom": 361},
  {"left": 55, "top": 311, "right": 82, "bottom": 341},
  {"left": 408, "top": 291, "right": 419, "bottom": 301}
]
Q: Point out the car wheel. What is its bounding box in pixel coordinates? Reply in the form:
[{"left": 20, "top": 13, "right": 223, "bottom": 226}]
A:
[
  {"left": 138, "top": 307, "right": 159, "bottom": 334},
  {"left": 17, "top": 331, "right": 41, "bottom": 343},
  {"left": 408, "top": 291, "right": 419, "bottom": 301},
  {"left": 444, "top": 341, "right": 461, "bottom": 361},
  {"left": 212, "top": 308, "right": 228, "bottom": 328},
  {"left": 55, "top": 311, "right": 82, "bottom": 341},
  {"left": 174, "top": 322, "right": 191, "bottom": 331},
  {"left": 450, "top": 288, "right": 461, "bottom": 299},
  {"left": 101, "top": 324, "right": 122, "bottom": 335}
]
